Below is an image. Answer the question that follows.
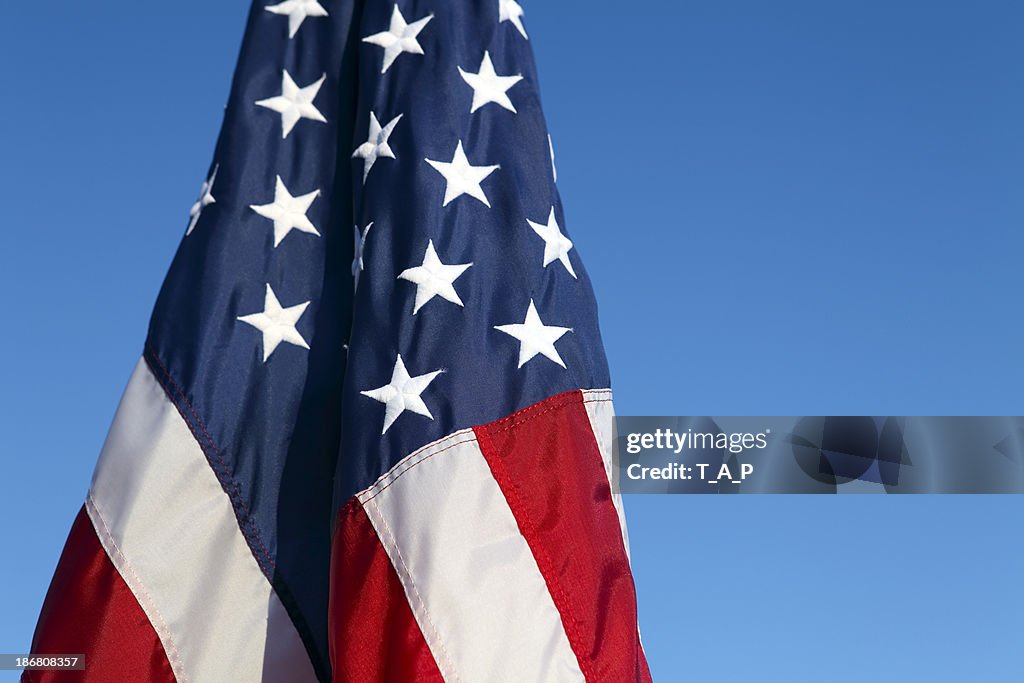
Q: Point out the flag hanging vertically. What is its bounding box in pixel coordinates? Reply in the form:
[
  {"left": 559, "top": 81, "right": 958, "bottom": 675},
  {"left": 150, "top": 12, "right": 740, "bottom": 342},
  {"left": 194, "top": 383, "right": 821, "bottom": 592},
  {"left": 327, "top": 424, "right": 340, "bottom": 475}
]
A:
[{"left": 28, "top": 1, "right": 650, "bottom": 681}]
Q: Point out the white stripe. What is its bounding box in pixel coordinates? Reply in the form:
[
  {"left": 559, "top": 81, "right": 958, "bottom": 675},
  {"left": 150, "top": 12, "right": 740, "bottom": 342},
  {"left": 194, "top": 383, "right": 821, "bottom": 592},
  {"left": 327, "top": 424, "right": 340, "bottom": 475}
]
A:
[
  {"left": 581, "top": 389, "right": 631, "bottom": 560},
  {"left": 357, "top": 432, "right": 585, "bottom": 683},
  {"left": 88, "top": 358, "right": 316, "bottom": 683}
]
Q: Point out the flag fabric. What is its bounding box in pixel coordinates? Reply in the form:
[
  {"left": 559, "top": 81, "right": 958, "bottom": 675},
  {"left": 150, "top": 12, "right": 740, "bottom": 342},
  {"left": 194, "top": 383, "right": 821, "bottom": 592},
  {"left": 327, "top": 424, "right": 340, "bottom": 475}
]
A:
[{"left": 28, "top": 1, "right": 650, "bottom": 681}]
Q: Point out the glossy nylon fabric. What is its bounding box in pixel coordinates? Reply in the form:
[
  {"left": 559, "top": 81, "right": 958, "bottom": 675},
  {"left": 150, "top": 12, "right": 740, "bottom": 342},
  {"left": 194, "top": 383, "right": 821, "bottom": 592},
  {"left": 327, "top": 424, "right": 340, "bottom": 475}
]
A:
[
  {"left": 330, "top": 391, "right": 651, "bottom": 682},
  {"left": 475, "top": 391, "right": 652, "bottom": 682},
  {"left": 144, "top": 2, "right": 359, "bottom": 676},
  {"left": 26, "top": 507, "right": 176, "bottom": 683},
  {"left": 328, "top": 501, "right": 444, "bottom": 682},
  {"left": 90, "top": 358, "right": 316, "bottom": 683},
  {"left": 355, "top": 429, "right": 586, "bottom": 682},
  {"left": 139, "top": 0, "right": 610, "bottom": 677},
  {"left": 334, "top": 0, "right": 610, "bottom": 504}
]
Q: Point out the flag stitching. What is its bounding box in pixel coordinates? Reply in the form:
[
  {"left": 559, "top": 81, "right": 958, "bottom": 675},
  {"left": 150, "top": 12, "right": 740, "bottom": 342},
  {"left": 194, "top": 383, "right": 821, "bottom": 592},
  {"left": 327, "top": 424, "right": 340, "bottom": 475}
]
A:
[
  {"left": 85, "top": 493, "right": 188, "bottom": 682},
  {"left": 474, "top": 424, "right": 598, "bottom": 682},
  {"left": 142, "top": 347, "right": 328, "bottom": 681},
  {"left": 356, "top": 428, "right": 477, "bottom": 501},
  {"left": 363, "top": 497, "right": 460, "bottom": 682},
  {"left": 143, "top": 346, "right": 276, "bottom": 575},
  {"left": 487, "top": 389, "right": 588, "bottom": 434},
  {"left": 359, "top": 436, "right": 479, "bottom": 504}
]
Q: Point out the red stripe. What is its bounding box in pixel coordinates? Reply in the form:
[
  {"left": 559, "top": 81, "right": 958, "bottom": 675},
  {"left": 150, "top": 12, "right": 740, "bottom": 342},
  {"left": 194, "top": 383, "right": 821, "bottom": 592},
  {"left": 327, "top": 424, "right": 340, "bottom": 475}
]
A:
[
  {"left": 25, "top": 506, "right": 175, "bottom": 683},
  {"left": 328, "top": 500, "right": 443, "bottom": 683},
  {"left": 475, "top": 391, "right": 652, "bottom": 683}
]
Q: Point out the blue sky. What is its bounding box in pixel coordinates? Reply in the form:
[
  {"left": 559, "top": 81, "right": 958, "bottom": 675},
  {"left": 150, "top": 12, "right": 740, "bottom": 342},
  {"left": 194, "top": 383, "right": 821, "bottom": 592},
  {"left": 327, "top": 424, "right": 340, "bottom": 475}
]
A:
[{"left": 1, "top": 1, "right": 1022, "bottom": 680}]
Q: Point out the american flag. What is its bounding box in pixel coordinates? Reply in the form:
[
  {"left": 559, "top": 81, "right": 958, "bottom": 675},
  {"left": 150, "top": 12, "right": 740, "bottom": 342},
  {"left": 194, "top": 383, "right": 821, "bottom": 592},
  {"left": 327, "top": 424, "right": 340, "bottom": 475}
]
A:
[{"left": 28, "top": 1, "right": 650, "bottom": 681}]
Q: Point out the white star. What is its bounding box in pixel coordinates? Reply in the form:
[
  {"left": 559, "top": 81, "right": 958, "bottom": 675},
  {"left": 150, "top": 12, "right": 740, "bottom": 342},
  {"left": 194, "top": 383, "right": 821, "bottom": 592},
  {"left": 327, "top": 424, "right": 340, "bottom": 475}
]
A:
[
  {"left": 265, "top": 0, "right": 328, "bottom": 38},
  {"left": 255, "top": 70, "right": 327, "bottom": 139},
  {"left": 249, "top": 176, "right": 320, "bottom": 247},
  {"left": 458, "top": 51, "right": 523, "bottom": 114},
  {"left": 398, "top": 240, "right": 472, "bottom": 314},
  {"left": 528, "top": 207, "right": 576, "bottom": 278},
  {"left": 499, "top": 0, "right": 527, "bottom": 39},
  {"left": 352, "top": 112, "right": 403, "bottom": 182},
  {"left": 237, "top": 284, "right": 311, "bottom": 362},
  {"left": 495, "top": 300, "right": 572, "bottom": 368},
  {"left": 352, "top": 222, "right": 373, "bottom": 289},
  {"left": 362, "top": 5, "right": 434, "bottom": 74},
  {"left": 361, "top": 355, "right": 443, "bottom": 434},
  {"left": 186, "top": 164, "right": 217, "bottom": 235},
  {"left": 425, "top": 141, "right": 499, "bottom": 207}
]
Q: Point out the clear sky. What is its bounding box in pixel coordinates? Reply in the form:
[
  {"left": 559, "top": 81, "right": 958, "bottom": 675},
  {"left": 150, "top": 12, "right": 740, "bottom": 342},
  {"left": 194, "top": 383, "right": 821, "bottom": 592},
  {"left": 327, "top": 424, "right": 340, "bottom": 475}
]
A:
[{"left": 2, "top": 1, "right": 1022, "bottom": 680}]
